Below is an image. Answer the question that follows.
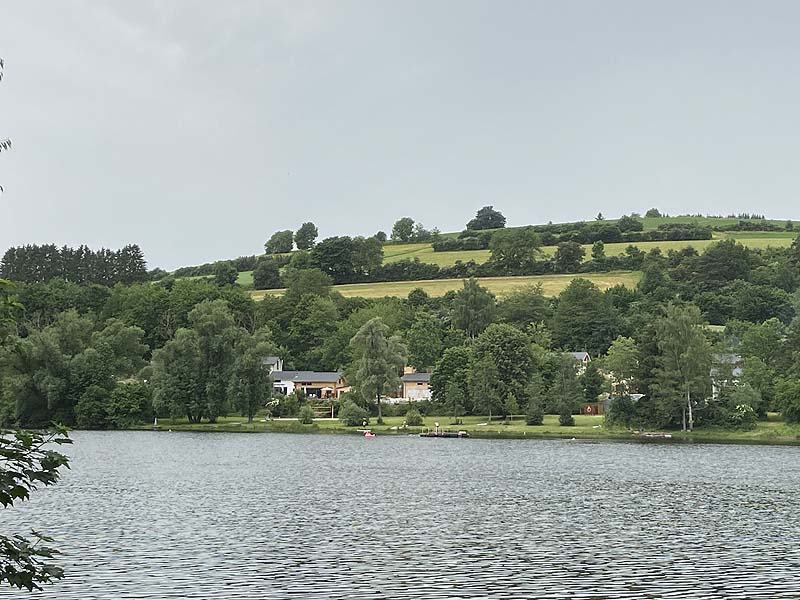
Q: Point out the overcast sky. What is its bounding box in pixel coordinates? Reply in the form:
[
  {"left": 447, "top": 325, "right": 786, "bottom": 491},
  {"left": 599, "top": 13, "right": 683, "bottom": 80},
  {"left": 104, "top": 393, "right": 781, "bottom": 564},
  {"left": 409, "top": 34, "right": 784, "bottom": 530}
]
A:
[{"left": 2, "top": 1, "right": 800, "bottom": 270}]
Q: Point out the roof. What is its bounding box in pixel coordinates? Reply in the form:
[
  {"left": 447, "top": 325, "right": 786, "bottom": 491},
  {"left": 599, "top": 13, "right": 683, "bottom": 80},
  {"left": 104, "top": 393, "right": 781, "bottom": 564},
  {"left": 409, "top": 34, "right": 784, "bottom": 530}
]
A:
[
  {"left": 568, "top": 352, "right": 590, "bottom": 361},
  {"left": 711, "top": 354, "right": 744, "bottom": 378},
  {"left": 401, "top": 372, "right": 431, "bottom": 383},
  {"left": 271, "top": 370, "right": 343, "bottom": 383},
  {"left": 261, "top": 356, "right": 281, "bottom": 365},
  {"left": 714, "top": 353, "right": 743, "bottom": 364}
]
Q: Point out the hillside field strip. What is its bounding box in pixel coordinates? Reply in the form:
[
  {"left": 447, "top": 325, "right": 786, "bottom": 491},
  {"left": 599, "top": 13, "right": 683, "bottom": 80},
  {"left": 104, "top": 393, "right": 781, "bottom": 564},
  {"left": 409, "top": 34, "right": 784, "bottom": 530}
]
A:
[
  {"left": 249, "top": 271, "right": 642, "bottom": 300},
  {"left": 381, "top": 230, "right": 797, "bottom": 269}
]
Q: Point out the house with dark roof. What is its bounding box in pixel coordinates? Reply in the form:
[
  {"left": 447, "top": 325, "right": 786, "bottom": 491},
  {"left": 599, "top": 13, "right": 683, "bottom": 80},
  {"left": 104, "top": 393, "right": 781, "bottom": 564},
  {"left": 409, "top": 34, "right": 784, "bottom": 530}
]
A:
[
  {"left": 567, "top": 351, "right": 591, "bottom": 375},
  {"left": 401, "top": 371, "right": 432, "bottom": 400},
  {"left": 271, "top": 370, "right": 349, "bottom": 399},
  {"left": 261, "top": 356, "right": 284, "bottom": 373}
]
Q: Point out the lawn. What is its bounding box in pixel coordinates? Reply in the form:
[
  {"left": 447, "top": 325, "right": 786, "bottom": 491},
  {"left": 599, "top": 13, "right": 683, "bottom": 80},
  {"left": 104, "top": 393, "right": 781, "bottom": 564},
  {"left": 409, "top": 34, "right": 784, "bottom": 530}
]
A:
[
  {"left": 146, "top": 413, "right": 800, "bottom": 445},
  {"left": 250, "top": 271, "right": 642, "bottom": 300}
]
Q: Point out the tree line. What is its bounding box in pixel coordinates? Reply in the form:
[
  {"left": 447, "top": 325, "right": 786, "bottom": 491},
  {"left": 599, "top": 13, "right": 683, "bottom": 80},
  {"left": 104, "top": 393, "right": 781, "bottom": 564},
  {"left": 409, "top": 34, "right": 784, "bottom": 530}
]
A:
[{"left": 0, "top": 244, "right": 148, "bottom": 286}]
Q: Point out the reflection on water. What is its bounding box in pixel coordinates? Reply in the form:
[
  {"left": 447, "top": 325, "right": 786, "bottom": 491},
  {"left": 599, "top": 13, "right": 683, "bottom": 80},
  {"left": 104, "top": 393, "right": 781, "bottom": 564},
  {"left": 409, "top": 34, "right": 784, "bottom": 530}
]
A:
[{"left": 3, "top": 431, "right": 800, "bottom": 599}]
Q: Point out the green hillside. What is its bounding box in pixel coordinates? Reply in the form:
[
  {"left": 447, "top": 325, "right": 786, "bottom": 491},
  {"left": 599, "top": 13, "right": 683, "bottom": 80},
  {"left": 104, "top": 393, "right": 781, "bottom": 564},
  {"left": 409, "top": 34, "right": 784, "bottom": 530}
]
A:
[
  {"left": 174, "top": 213, "right": 798, "bottom": 294},
  {"left": 250, "top": 271, "right": 642, "bottom": 300},
  {"left": 381, "top": 230, "right": 797, "bottom": 269}
]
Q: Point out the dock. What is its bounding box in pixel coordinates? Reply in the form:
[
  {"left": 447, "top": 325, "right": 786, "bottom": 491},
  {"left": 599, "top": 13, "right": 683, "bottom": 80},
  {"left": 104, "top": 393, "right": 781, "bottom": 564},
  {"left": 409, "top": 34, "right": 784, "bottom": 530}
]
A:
[{"left": 419, "top": 427, "right": 470, "bottom": 438}]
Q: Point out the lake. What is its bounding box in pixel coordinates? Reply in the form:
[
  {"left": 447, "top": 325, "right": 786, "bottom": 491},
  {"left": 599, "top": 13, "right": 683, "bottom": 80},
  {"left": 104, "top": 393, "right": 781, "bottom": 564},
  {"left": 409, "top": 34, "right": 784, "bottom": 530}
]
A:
[{"left": 3, "top": 431, "right": 800, "bottom": 599}]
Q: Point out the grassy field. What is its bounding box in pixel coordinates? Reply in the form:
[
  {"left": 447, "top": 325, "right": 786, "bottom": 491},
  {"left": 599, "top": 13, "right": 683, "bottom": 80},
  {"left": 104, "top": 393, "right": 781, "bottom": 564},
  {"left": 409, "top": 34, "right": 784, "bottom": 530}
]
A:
[
  {"left": 250, "top": 271, "right": 641, "bottom": 300},
  {"left": 638, "top": 215, "right": 792, "bottom": 230},
  {"left": 177, "top": 216, "right": 797, "bottom": 287},
  {"left": 143, "top": 413, "right": 800, "bottom": 445},
  {"left": 380, "top": 230, "right": 797, "bottom": 269}
]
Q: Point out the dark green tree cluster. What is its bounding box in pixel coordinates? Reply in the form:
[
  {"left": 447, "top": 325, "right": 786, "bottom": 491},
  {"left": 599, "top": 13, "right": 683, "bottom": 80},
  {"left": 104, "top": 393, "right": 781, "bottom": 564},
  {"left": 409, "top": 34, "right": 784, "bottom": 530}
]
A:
[
  {"left": 309, "top": 235, "right": 383, "bottom": 283},
  {"left": 0, "top": 244, "right": 147, "bottom": 285},
  {"left": 467, "top": 206, "right": 506, "bottom": 230},
  {"left": 152, "top": 300, "right": 277, "bottom": 423},
  {"left": 391, "top": 217, "right": 435, "bottom": 243}
]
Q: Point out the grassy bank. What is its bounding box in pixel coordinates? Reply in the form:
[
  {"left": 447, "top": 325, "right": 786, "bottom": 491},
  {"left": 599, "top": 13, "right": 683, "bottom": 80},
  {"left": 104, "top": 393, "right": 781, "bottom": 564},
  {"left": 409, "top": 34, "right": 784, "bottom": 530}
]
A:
[
  {"left": 138, "top": 414, "right": 800, "bottom": 446},
  {"left": 250, "top": 271, "right": 642, "bottom": 300}
]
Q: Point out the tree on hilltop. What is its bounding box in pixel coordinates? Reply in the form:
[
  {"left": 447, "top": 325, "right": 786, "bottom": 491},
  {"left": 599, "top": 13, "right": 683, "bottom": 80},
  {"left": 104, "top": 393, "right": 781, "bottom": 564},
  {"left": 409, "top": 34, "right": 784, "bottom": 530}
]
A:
[
  {"left": 265, "top": 230, "right": 294, "bottom": 254},
  {"left": 294, "top": 222, "right": 318, "bottom": 250},
  {"left": 391, "top": 217, "right": 415, "bottom": 242},
  {"left": 467, "top": 206, "right": 506, "bottom": 230}
]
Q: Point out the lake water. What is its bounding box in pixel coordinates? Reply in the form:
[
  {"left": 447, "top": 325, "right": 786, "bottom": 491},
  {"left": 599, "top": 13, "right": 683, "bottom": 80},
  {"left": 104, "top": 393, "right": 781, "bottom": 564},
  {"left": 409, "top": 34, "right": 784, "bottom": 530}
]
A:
[{"left": 3, "top": 431, "right": 800, "bottom": 599}]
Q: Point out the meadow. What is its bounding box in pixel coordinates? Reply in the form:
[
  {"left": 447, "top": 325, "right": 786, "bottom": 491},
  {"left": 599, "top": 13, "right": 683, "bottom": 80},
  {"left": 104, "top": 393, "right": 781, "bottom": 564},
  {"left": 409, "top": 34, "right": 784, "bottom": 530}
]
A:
[
  {"left": 381, "top": 230, "right": 797, "bottom": 268},
  {"left": 249, "top": 270, "right": 642, "bottom": 300},
  {"left": 205, "top": 216, "right": 798, "bottom": 291}
]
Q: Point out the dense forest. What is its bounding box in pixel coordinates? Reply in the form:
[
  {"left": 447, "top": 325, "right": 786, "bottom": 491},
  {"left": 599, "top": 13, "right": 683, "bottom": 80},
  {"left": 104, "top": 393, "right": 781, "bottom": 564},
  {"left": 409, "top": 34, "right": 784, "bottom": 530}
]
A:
[{"left": 1, "top": 221, "right": 800, "bottom": 432}]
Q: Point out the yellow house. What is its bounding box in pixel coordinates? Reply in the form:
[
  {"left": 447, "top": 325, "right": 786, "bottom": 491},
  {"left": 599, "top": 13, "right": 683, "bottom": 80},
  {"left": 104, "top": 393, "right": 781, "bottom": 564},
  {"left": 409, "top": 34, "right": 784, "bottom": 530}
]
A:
[{"left": 401, "top": 372, "right": 431, "bottom": 400}]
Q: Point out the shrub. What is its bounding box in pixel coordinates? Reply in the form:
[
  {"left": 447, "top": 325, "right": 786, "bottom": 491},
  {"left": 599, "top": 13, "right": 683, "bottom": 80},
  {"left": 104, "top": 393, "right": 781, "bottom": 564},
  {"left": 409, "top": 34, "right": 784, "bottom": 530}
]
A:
[
  {"left": 404, "top": 407, "right": 424, "bottom": 426},
  {"left": 559, "top": 410, "right": 575, "bottom": 426},
  {"left": 75, "top": 385, "right": 111, "bottom": 429},
  {"left": 298, "top": 404, "right": 315, "bottom": 424},
  {"left": 728, "top": 404, "right": 757, "bottom": 430},
  {"left": 338, "top": 400, "right": 369, "bottom": 427},
  {"left": 525, "top": 400, "right": 544, "bottom": 425},
  {"left": 605, "top": 395, "right": 637, "bottom": 428},
  {"left": 107, "top": 381, "right": 152, "bottom": 428},
  {"left": 277, "top": 392, "right": 300, "bottom": 418}
]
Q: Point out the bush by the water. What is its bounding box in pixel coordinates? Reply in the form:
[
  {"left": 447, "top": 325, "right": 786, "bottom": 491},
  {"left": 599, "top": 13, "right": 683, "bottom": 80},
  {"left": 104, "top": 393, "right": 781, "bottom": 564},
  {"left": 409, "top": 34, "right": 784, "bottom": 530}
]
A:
[
  {"left": 298, "top": 404, "right": 315, "bottom": 424},
  {"left": 728, "top": 404, "right": 757, "bottom": 430},
  {"left": 404, "top": 407, "right": 424, "bottom": 426},
  {"left": 525, "top": 401, "right": 544, "bottom": 425},
  {"left": 559, "top": 411, "right": 575, "bottom": 426},
  {"left": 338, "top": 400, "right": 369, "bottom": 427},
  {"left": 604, "top": 395, "right": 638, "bottom": 428}
]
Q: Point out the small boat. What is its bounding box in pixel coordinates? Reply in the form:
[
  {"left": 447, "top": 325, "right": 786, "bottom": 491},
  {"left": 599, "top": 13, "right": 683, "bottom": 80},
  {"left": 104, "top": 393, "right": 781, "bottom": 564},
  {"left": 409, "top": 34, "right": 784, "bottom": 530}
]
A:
[{"left": 363, "top": 431, "right": 376, "bottom": 438}]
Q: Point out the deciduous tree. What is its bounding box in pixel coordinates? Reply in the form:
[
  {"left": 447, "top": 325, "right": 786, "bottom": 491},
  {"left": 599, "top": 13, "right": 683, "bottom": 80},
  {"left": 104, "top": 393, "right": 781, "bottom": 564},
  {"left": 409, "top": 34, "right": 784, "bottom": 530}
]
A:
[
  {"left": 265, "top": 230, "right": 294, "bottom": 254},
  {"left": 350, "top": 317, "right": 406, "bottom": 423},
  {"left": 489, "top": 227, "right": 542, "bottom": 272},
  {"left": 553, "top": 241, "right": 585, "bottom": 273},
  {"left": 213, "top": 262, "right": 238, "bottom": 287},
  {"left": 451, "top": 278, "right": 495, "bottom": 339},
  {"left": 391, "top": 217, "right": 415, "bottom": 242},
  {"left": 653, "top": 304, "right": 712, "bottom": 431},
  {"left": 294, "top": 222, "right": 318, "bottom": 250},
  {"left": 467, "top": 206, "right": 506, "bottom": 230}
]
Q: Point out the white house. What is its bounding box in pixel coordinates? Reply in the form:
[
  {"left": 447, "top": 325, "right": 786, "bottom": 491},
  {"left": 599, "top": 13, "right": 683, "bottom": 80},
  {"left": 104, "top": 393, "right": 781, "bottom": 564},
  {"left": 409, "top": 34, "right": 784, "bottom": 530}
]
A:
[
  {"left": 261, "top": 356, "right": 284, "bottom": 373},
  {"left": 568, "top": 351, "right": 591, "bottom": 375}
]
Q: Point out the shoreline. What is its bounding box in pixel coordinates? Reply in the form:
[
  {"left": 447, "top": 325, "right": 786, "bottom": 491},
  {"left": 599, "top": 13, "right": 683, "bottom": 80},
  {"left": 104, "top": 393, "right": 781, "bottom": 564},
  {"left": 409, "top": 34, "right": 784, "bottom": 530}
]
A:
[{"left": 125, "top": 416, "right": 800, "bottom": 447}]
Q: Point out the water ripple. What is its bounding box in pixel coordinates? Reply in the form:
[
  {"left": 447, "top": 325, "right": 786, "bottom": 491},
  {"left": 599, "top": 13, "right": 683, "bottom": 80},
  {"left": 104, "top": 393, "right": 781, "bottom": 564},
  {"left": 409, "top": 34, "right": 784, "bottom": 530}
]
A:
[{"left": 2, "top": 432, "right": 800, "bottom": 599}]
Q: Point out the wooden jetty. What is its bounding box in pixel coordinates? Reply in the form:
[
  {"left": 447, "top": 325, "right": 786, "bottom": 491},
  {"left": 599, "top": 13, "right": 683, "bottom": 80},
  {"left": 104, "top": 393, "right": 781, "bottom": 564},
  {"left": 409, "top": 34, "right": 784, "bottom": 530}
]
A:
[
  {"left": 419, "top": 425, "right": 469, "bottom": 438},
  {"left": 419, "top": 431, "right": 470, "bottom": 438}
]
